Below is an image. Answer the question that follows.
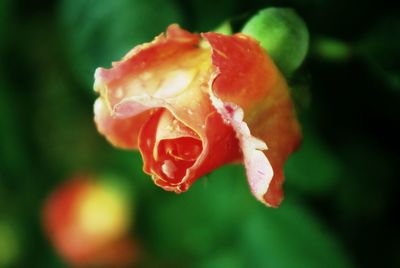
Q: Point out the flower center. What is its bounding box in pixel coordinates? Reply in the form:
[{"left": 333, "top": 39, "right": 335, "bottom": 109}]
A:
[{"left": 157, "top": 136, "right": 202, "bottom": 181}]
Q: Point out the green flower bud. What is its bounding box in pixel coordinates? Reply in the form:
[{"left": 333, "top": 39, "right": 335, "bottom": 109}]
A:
[{"left": 242, "top": 8, "right": 309, "bottom": 75}]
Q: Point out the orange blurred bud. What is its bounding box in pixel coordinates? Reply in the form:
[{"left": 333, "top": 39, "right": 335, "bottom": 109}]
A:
[{"left": 43, "top": 176, "right": 137, "bottom": 267}]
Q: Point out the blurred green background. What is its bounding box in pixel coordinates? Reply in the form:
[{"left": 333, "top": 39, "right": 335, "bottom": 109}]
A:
[{"left": 0, "top": 0, "right": 399, "bottom": 267}]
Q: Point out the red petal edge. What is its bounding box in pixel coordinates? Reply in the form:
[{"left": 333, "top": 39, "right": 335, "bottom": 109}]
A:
[{"left": 204, "top": 32, "right": 301, "bottom": 207}]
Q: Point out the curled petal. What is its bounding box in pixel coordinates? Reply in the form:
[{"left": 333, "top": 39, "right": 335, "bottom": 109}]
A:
[
  {"left": 94, "top": 24, "right": 214, "bottom": 143},
  {"left": 209, "top": 96, "right": 273, "bottom": 205},
  {"left": 138, "top": 108, "right": 240, "bottom": 192},
  {"left": 204, "top": 32, "right": 301, "bottom": 207},
  {"left": 94, "top": 98, "right": 150, "bottom": 149}
]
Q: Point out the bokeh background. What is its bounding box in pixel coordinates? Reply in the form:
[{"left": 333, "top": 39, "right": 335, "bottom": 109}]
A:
[{"left": 1, "top": 0, "right": 399, "bottom": 267}]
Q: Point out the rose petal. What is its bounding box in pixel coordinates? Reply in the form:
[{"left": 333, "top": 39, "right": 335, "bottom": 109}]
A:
[
  {"left": 209, "top": 96, "right": 273, "bottom": 205},
  {"left": 204, "top": 32, "right": 301, "bottom": 207},
  {"left": 94, "top": 24, "right": 213, "bottom": 148},
  {"left": 94, "top": 98, "right": 151, "bottom": 149},
  {"left": 138, "top": 109, "right": 202, "bottom": 186}
]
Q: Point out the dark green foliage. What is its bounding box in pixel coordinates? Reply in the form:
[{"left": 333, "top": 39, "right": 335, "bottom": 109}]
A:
[
  {"left": 59, "top": 0, "right": 184, "bottom": 88},
  {"left": 360, "top": 18, "right": 400, "bottom": 92}
]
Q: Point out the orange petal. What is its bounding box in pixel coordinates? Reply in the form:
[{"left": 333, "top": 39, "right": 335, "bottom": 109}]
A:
[
  {"left": 94, "top": 98, "right": 151, "bottom": 149},
  {"left": 204, "top": 32, "right": 301, "bottom": 207},
  {"left": 94, "top": 24, "right": 213, "bottom": 149}
]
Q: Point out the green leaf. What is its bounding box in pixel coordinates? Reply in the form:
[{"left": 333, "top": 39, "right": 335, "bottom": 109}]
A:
[
  {"left": 59, "top": 0, "right": 183, "bottom": 88},
  {"left": 242, "top": 7, "right": 309, "bottom": 75}
]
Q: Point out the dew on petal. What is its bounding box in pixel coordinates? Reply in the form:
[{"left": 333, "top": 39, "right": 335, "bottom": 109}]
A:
[
  {"left": 161, "top": 160, "right": 177, "bottom": 179},
  {"left": 154, "top": 70, "right": 196, "bottom": 98}
]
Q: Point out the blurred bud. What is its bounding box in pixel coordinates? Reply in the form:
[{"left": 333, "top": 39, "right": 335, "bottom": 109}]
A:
[
  {"left": 43, "top": 175, "right": 137, "bottom": 266},
  {"left": 0, "top": 221, "right": 20, "bottom": 267},
  {"left": 242, "top": 8, "right": 309, "bottom": 75}
]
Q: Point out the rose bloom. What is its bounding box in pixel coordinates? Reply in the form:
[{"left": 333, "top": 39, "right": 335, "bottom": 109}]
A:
[
  {"left": 94, "top": 24, "right": 301, "bottom": 207},
  {"left": 43, "top": 177, "right": 136, "bottom": 266}
]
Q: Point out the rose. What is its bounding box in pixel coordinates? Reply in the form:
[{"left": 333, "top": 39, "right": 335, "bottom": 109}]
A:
[{"left": 94, "top": 25, "right": 301, "bottom": 207}]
